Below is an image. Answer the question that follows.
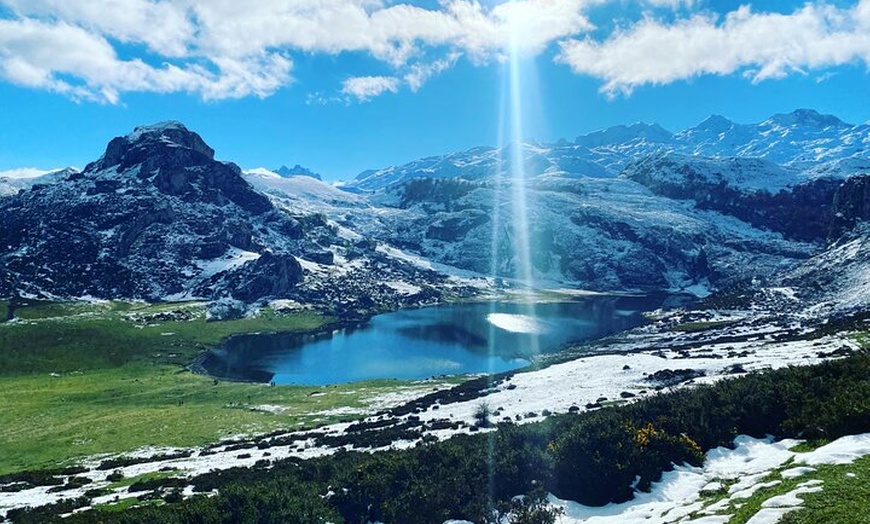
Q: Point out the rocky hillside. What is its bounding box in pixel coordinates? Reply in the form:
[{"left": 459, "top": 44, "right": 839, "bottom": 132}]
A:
[
  {"left": 0, "top": 168, "right": 77, "bottom": 197},
  {"left": 305, "top": 109, "right": 867, "bottom": 295},
  {"left": 0, "top": 123, "right": 452, "bottom": 312},
  {"left": 1, "top": 110, "right": 866, "bottom": 307}
]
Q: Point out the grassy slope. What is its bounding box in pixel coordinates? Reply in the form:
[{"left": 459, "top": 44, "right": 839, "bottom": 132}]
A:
[
  {"left": 0, "top": 300, "right": 435, "bottom": 475},
  {"left": 703, "top": 451, "right": 870, "bottom": 524}
]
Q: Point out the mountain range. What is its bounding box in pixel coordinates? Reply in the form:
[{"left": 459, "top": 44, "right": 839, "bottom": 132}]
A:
[
  {"left": 1, "top": 109, "right": 867, "bottom": 317},
  {"left": 349, "top": 108, "right": 868, "bottom": 191}
]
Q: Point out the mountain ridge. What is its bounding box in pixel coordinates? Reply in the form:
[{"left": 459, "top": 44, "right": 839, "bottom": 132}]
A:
[
  {"left": 349, "top": 108, "right": 868, "bottom": 191},
  {"left": 1, "top": 111, "right": 867, "bottom": 314}
]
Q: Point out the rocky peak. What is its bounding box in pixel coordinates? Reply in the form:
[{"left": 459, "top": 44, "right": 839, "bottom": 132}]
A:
[
  {"left": 74, "top": 122, "right": 273, "bottom": 214},
  {"left": 85, "top": 121, "right": 215, "bottom": 173},
  {"left": 690, "top": 115, "right": 735, "bottom": 134},
  {"left": 275, "top": 164, "right": 322, "bottom": 180},
  {"left": 767, "top": 109, "right": 848, "bottom": 129}
]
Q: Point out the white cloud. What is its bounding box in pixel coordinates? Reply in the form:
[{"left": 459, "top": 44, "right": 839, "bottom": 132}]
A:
[
  {"left": 643, "top": 0, "right": 694, "bottom": 8},
  {"left": 1, "top": 0, "right": 194, "bottom": 56},
  {"left": 0, "top": 0, "right": 866, "bottom": 103},
  {"left": 341, "top": 75, "right": 400, "bottom": 101},
  {"left": 816, "top": 71, "right": 838, "bottom": 83},
  {"left": 0, "top": 0, "right": 597, "bottom": 102},
  {"left": 0, "top": 17, "right": 293, "bottom": 103},
  {"left": 557, "top": 1, "right": 870, "bottom": 96}
]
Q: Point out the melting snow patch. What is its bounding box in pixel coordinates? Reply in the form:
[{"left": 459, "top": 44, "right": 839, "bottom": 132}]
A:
[
  {"left": 796, "top": 433, "right": 870, "bottom": 466},
  {"left": 384, "top": 281, "right": 422, "bottom": 296},
  {"left": 546, "top": 432, "right": 870, "bottom": 524},
  {"left": 781, "top": 466, "right": 816, "bottom": 479},
  {"left": 745, "top": 508, "right": 800, "bottom": 524},
  {"left": 196, "top": 249, "right": 260, "bottom": 279}
]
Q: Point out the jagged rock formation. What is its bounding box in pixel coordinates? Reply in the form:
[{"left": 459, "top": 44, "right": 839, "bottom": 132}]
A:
[
  {"left": 830, "top": 175, "right": 870, "bottom": 241},
  {"left": 274, "top": 165, "right": 322, "bottom": 180},
  {"left": 0, "top": 123, "right": 465, "bottom": 314},
  {"left": 0, "top": 122, "right": 304, "bottom": 300}
]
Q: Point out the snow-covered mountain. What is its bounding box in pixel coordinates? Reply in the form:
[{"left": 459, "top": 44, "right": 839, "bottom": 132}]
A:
[
  {"left": 0, "top": 123, "right": 453, "bottom": 312},
  {"left": 349, "top": 109, "right": 868, "bottom": 191},
  {"left": 313, "top": 109, "right": 867, "bottom": 295},
  {"left": 1, "top": 110, "right": 866, "bottom": 309},
  {"left": 0, "top": 167, "right": 76, "bottom": 196}
]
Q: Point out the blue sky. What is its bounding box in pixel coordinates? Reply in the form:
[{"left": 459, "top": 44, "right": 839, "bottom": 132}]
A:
[{"left": 0, "top": 0, "right": 868, "bottom": 181}]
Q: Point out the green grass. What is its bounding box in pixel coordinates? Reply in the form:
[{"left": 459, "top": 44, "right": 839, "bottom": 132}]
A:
[
  {"left": 105, "top": 471, "right": 179, "bottom": 491},
  {"left": 0, "top": 359, "right": 449, "bottom": 475},
  {"left": 0, "top": 300, "right": 463, "bottom": 475},
  {"left": 695, "top": 450, "right": 870, "bottom": 524},
  {"left": 781, "top": 455, "right": 870, "bottom": 523},
  {"left": 0, "top": 301, "right": 326, "bottom": 376}
]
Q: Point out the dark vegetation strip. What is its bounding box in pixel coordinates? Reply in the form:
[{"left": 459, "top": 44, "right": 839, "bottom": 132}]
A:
[{"left": 7, "top": 352, "right": 870, "bottom": 524}]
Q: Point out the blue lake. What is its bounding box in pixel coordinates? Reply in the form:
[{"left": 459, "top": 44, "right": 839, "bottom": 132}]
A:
[{"left": 202, "top": 296, "right": 686, "bottom": 385}]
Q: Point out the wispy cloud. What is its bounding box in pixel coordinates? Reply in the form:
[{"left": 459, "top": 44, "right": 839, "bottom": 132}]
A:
[
  {"left": 558, "top": 1, "right": 870, "bottom": 97},
  {"left": 341, "top": 75, "right": 400, "bottom": 102},
  {"left": 0, "top": 0, "right": 599, "bottom": 103},
  {"left": 404, "top": 53, "right": 460, "bottom": 92}
]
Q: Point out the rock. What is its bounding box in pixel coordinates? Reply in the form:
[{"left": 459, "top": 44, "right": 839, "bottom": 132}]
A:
[
  {"left": 829, "top": 175, "right": 870, "bottom": 241},
  {"left": 274, "top": 165, "right": 322, "bottom": 181},
  {"left": 225, "top": 253, "right": 304, "bottom": 302},
  {"left": 645, "top": 368, "right": 706, "bottom": 387},
  {"left": 0, "top": 122, "right": 291, "bottom": 301}
]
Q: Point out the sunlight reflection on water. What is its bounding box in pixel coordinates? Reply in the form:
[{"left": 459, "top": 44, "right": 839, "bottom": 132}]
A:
[{"left": 486, "top": 312, "right": 548, "bottom": 335}]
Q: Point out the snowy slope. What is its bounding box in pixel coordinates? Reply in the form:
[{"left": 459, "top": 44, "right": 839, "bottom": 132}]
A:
[
  {"left": 243, "top": 168, "right": 368, "bottom": 213},
  {"left": 782, "top": 225, "right": 870, "bottom": 316},
  {"left": 0, "top": 168, "right": 76, "bottom": 196}
]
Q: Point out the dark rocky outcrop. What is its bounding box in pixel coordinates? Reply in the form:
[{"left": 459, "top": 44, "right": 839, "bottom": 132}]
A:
[
  {"left": 829, "top": 174, "right": 870, "bottom": 241},
  {"left": 274, "top": 165, "right": 322, "bottom": 181},
  {"left": 624, "top": 154, "right": 841, "bottom": 243},
  {"left": 216, "top": 253, "right": 304, "bottom": 302}
]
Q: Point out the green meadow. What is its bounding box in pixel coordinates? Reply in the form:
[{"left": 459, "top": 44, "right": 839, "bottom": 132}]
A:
[{"left": 0, "top": 300, "right": 443, "bottom": 475}]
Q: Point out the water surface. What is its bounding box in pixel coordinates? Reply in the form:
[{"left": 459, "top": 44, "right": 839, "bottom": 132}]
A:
[{"left": 202, "top": 296, "right": 683, "bottom": 385}]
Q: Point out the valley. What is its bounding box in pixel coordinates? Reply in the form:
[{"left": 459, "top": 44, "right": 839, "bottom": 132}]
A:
[{"left": 0, "top": 109, "right": 868, "bottom": 522}]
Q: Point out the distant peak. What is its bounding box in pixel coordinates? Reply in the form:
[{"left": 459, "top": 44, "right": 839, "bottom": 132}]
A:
[
  {"left": 275, "top": 164, "right": 322, "bottom": 180},
  {"left": 575, "top": 121, "right": 673, "bottom": 147},
  {"left": 696, "top": 114, "right": 734, "bottom": 129},
  {"left": 769, "top": 108, "right": 848, "bottom": 128}
]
